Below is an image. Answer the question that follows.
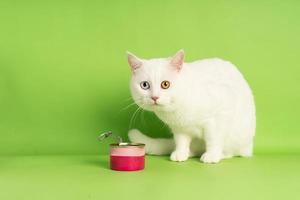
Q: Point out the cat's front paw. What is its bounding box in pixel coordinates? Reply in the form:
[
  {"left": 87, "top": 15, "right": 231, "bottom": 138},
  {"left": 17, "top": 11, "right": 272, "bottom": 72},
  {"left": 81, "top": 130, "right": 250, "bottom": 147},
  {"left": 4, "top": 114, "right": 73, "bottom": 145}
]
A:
[
  {"left": 200, "top": 151, "right": 222, "bottom": 164},
  {"left": 170, "top": 150, "right": 189, "bottom": 162}
]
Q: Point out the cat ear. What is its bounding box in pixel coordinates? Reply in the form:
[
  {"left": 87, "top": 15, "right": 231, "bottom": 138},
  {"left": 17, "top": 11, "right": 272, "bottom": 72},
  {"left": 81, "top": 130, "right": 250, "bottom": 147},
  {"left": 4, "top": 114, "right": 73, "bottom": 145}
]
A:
[
  {"left": 127, "top": 51, "right": 143, "bottom": 72},
  {"left": 170, "top": 49, "right": 185, "bottom": 71}
]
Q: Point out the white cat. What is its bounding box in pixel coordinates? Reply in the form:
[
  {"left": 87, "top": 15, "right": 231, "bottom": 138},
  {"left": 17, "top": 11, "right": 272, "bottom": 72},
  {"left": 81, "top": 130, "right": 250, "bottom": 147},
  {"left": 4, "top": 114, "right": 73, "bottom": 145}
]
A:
[{"left": 127, "top": 50, "right": 255, "bottom": 163}]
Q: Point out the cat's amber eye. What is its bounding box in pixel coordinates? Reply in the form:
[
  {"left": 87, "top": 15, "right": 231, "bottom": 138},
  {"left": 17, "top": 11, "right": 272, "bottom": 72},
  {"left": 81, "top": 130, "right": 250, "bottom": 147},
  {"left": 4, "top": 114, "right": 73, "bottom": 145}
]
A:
[
  {"left": 140, "top": 81, "right": 150, "bottom": 90},
  {"left": 161, "top": 81, "right": 170, "bottom": 89}
]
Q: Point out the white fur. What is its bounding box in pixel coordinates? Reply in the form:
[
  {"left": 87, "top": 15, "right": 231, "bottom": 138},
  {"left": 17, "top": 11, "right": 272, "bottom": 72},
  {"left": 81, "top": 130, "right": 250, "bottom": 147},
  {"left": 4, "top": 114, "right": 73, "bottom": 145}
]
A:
[{"left": 127, "top": 50, "right": 256, "bottom": 163}]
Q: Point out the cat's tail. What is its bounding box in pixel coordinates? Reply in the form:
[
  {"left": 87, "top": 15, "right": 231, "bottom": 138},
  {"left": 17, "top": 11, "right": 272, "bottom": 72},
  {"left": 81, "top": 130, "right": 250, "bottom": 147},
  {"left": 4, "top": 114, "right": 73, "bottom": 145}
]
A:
[{"left": 128, "top": 129, "right": 174, "bottom": 155}]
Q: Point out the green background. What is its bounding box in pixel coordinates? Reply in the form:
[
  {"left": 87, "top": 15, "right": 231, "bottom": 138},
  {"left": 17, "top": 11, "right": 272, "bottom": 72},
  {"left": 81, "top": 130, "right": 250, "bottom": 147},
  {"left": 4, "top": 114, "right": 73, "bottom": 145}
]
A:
[{"left": 1, "top": 0, "right": 300, "bottom": 200}]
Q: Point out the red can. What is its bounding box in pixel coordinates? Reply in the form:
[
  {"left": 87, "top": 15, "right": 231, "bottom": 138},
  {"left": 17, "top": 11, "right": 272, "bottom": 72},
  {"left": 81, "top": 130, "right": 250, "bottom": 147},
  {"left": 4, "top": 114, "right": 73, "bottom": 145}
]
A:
[{"left": 110, "top": 143, "right": 145, "bottom": 171}]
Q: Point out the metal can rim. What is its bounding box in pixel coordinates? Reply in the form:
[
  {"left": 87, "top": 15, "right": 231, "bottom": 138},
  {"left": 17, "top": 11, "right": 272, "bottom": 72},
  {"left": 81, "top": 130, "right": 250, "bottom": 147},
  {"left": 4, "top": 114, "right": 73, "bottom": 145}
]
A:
[{"left": 110, "top": 143, "right": 145, "bottom": 147}]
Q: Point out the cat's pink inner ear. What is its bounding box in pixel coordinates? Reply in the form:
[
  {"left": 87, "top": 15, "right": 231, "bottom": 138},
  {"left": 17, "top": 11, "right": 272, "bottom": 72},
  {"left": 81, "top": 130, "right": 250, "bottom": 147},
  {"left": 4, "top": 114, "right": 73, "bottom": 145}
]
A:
[
  {"left": 170, "top": 49, "right": 184, "bottom": 71},
  {"left": 127, "top": 52, "right": 143, "bottom": 71}
]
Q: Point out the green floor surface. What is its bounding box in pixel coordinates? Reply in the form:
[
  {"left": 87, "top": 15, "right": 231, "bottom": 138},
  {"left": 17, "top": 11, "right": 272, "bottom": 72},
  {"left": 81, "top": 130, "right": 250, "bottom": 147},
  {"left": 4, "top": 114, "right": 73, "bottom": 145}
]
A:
[{"left": 0, "top": 154, "right": 299, "bottom": 200}]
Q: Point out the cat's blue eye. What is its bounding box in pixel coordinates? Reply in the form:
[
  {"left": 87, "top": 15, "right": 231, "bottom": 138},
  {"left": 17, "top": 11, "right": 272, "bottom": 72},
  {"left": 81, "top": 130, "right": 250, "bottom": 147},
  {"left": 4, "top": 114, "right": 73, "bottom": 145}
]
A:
[{"left": 140, "top": 81, "right": 150, "bottom": 90}]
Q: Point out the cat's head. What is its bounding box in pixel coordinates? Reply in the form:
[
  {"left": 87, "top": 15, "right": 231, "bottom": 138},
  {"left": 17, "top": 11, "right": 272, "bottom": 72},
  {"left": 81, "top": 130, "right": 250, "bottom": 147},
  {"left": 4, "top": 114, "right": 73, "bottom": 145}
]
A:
[{"left": 127, "top": 50, "right": 185, "bottom": 112}]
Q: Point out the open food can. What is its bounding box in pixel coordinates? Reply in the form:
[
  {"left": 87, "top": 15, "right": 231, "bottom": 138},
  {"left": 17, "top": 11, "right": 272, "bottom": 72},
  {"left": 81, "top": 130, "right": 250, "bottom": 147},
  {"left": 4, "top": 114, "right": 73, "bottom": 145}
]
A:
[{"left": 110, "top": 143, "right": 145, "bottom": 171}]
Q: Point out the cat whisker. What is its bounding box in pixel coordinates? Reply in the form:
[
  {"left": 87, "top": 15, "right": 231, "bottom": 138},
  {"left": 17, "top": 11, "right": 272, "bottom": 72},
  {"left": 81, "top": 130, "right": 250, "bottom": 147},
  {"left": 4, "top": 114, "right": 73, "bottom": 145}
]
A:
[
  {"left": 129, "top": 107, "right": 140, "bottom": 129},
  {"left": 119, "top": 101, "right": 137, "bottom": 112},
  {"left": 141, "top": 109, "right": 148, "bottom": 128},
  {"left": 123, "top": 96, "right": 134, "bottom": 102},
  {"left": 133, "top": 106, "right": 143, "bottom": 128},
  {"left": 129, "top": 104, "right": 144, "bottom": 129},
  {"left": 117, "top": 97, "right": 143, "bottom": 116},
  {"left": 160, "top": 120, "right": 168, "bottom": 130}
]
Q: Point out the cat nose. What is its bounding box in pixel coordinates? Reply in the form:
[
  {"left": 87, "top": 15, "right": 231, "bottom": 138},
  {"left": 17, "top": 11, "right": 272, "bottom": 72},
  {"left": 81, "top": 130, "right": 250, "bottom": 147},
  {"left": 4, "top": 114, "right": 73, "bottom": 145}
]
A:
[{"left": 151, "top": 96, "right": 159, "bottom": 102}]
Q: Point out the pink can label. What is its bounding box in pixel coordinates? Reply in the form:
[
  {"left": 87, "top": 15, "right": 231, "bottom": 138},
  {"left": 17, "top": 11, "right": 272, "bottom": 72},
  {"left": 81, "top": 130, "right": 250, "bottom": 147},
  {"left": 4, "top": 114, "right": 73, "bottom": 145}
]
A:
[
  {"left": 110, "top": 155, "right": 144, "bottom": 171},
  {"left": 110, "top": 146, "right": 145, "bottom": 157}
]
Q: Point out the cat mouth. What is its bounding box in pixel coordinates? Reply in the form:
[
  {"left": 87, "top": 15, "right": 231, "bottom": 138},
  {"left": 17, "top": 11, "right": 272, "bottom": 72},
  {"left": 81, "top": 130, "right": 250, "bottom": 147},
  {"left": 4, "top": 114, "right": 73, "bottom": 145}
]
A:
[
  {"left": 152, "top": 101, "right": 160, "bottom": 105},
  {"left": 152, "top": 102, "right": 163, "bottom": 107}
]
